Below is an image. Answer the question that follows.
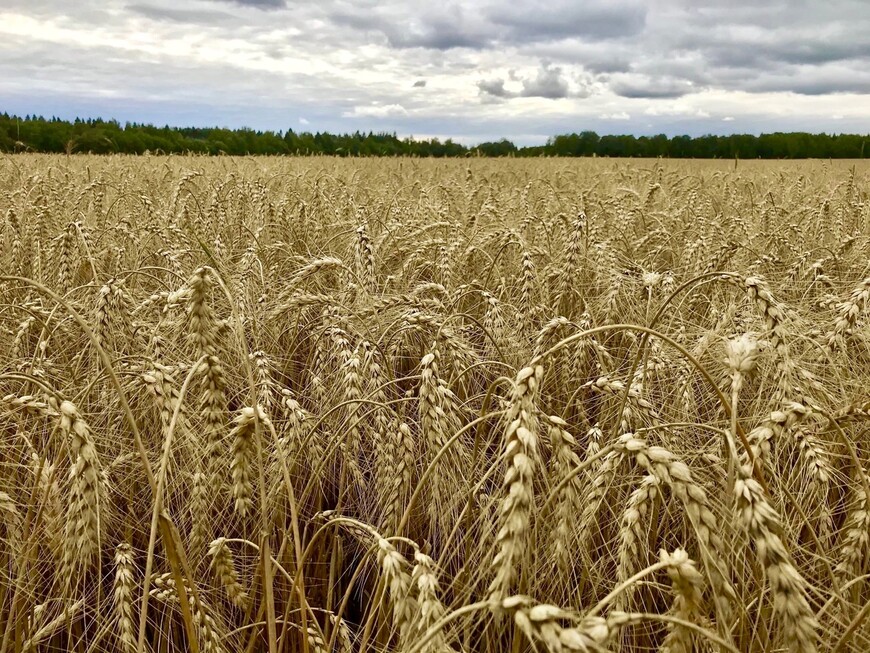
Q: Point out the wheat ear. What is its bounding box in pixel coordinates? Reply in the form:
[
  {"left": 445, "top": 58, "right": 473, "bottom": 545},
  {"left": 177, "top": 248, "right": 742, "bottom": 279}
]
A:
[
  {"left": 489, "top": 365, "right": 543, "bottom": 602},
  {"left": 113, "top": 543, "right": 137, "bottom": 653},
  {"left": 208, "top": 537, "right": 249, "bottom": 608},
  {"left": 734, "top": 464, "right": 819, "bottom": 653}
]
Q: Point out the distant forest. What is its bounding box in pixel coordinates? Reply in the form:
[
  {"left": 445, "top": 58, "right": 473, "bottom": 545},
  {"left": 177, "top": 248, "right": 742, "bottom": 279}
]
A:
[{"left": 2, "top": 113, "right": 868, "bottom": 158}]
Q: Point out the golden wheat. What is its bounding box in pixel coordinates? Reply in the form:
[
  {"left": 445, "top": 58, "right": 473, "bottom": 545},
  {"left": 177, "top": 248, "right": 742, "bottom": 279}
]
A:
[{"left": 0, "top": 155, "right": 868, "bottom": 653}]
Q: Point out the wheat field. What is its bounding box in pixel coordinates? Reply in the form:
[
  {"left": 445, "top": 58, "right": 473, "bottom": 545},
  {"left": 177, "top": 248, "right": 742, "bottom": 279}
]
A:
[{"left": 0, "top": 154, "right": 868, "bottom": 653}]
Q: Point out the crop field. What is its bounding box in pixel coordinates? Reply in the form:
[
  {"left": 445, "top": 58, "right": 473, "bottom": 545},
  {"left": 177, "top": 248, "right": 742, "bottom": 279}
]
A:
[{"left": 0, "top": 154, "right": 869, "bottom": 653}]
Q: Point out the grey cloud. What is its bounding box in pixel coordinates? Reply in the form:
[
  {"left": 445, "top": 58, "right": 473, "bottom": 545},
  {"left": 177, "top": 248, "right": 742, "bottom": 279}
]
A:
[
  {"left": 388, "top": 29, "right": 488, "bottom": 50},
  {"left": 478, "top": 63, "right": 572, "bottom": 100},
  {"left": 705, "top": 40, "right": 870, "bottom": 70},
  {"left": 0, "top": 0, "right": 114, "bottom": 22},
  {"left": 478, "top": 78, "right": 511, "bottom": 98},
  {"left": 610, "top": 75, "right": 698, "bottom": 99},
  {"left": 584, "top": 58, "right": 632, "bottom": 74},
  {"left": 327, "top": 6, "right": 389, "bottom": 34},
  {"left": 630, "top": 57, "right": 709, "bottom": 85},
  {"left": 582, "top": 0, "right": 870, "bottom": 98},
  {"left": 668, "top": 2, "right": 870, "bottom": 70},
  {"left": 788, "top": 79, "right": 870, "bottom": 95},
  {"left": 0, "top": 34, "right": 318, "bottom": 106},
  {"left": 570, "top": 73, "right": 595, "bottom": 98},
  {"left": 681, "top": 0, "right": 870, "bottom": 30},
  {"left": 489, "top": 0, "right": 647, "bottom": 42},
  {"left": 516, "top": 39, "right": 634, "bottom": 74},
  {"left": 212, "top": 0, "right": 288, "bottom": 8},
  {"left": 128, "top": 4, "right": 234, "bottom": 24},
  {"left": 740, "top": 67, "right": 870, "bottom": 96},
  {"left": 386, "top": 6, "right": 493, "bottom": 50},
  {"left": 327, "top": 0, "right": 645, "bottom": 51},
  {"left": 774, "top": 42, "right": 870, "bottom": 66},
  {"left": 669, "top": 28, "right": 870, "bottom": 96},
  {"left": 413, "top": 80, "right": 427, "bottom": 87},
  {"left": 329, "top": 6, "right": 491, "bottom": 50},
  {"left": 681, "top": 25, "right": 870, "bottom": 70},
  {"left": 520, "top": 63, "right": 569, "bottom": 98}
]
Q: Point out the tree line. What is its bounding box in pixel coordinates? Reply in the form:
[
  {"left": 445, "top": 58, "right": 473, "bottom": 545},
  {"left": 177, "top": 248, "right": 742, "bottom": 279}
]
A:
[{"left": 1, "top": 114, "right": 867, "bottom": 158}]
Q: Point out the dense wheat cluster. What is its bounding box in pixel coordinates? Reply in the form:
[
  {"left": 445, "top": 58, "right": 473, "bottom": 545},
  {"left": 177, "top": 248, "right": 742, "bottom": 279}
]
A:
[{"left": 1, "top": 154, "right": 869, "bottom": 653}]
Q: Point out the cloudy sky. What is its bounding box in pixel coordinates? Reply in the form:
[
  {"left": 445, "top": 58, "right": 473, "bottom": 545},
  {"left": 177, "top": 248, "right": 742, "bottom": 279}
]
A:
[{"left": 2, "top": 0, "right": 869, "bottom": 145}]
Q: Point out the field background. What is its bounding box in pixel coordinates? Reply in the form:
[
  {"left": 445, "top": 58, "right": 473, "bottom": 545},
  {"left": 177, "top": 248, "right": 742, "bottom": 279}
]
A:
[{"left": 1, "top": 154, "right": 869, "bottom": 653}]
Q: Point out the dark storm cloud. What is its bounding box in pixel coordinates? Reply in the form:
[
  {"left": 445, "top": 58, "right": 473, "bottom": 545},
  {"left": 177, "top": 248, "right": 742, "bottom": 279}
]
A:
[{"left": 413, "top": 80, "right": 427, "bottom": 87}]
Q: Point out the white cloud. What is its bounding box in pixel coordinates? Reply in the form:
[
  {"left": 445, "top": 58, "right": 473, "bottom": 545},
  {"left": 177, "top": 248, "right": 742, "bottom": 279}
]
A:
[
  {"left": 723, "top": 116, "right": 735, "bottom": 121},
  {"left": 643, "top": 104, "right": 710, "bottom": 118},
  {"left": 299, "top": 117, "right": 310, "bottom": 125},
  {"left": 600, "top": 111, "right": 630, "bottom": 120},
  {"left": 345, "top": 104, "right": 409, "bottom": 118}
]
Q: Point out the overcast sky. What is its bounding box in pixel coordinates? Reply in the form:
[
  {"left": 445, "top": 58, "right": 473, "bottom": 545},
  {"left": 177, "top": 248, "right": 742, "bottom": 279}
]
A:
[{"left": 2, "top": 0, "right": 869, "bottom": 145}]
